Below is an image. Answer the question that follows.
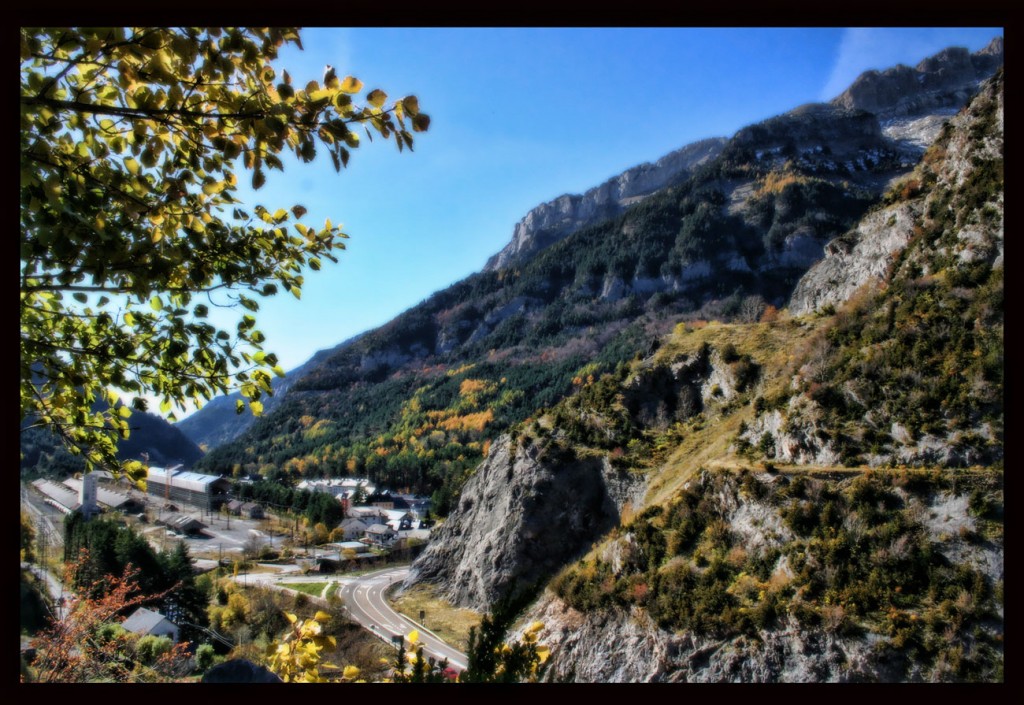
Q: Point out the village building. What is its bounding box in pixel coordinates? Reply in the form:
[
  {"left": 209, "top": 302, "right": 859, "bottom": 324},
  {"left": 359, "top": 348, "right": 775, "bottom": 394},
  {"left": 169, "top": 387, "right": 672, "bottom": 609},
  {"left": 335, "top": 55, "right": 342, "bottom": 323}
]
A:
[
  {"left": 145, "top": 466, "right": 230, "bottom": 512},
  {"left": 347, "top": 506, "right": 390, "bottom": 524},
  {"left": 336, "top": 517, "right": 370, "bottom": 541},
  {"left": 156, "top": 513, "right": 207, "bottom": 535},
  {"left": 363, "top": 523, "right": 398, "bottom": 547},
  {"left": 62, "top": 476, "right": 144, "bottom": 514},
  {"left": 226, "top": 500, "right": 265, "bottom": 519},
  {"left": 121, "top": 607, "right": 180, "bottom": 642},
  {"left": 382, "top": 509, "right": 415, "bottom": 532}
]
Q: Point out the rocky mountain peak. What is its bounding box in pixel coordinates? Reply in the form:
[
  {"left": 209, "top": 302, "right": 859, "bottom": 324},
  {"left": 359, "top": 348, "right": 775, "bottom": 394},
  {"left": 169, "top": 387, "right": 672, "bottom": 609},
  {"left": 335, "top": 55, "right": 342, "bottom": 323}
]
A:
[
  {"left": 790, "top": 68, "right": 1003, "bottom": 318},
  {"left": 830, "top": 36, "right": 1002, "bottom": 119}
]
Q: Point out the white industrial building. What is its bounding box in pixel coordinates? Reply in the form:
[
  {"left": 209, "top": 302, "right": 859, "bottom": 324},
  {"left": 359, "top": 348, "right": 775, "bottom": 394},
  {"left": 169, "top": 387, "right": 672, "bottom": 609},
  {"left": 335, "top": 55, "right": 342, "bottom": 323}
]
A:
[{"left": 145, "top": 466, "right": 231, "bottom": 512}]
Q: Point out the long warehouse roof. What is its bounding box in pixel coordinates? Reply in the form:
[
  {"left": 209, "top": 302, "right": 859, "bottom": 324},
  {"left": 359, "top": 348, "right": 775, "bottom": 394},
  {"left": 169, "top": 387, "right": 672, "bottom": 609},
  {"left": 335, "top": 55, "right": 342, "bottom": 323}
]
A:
[
  {"left": 61, "top": 477, "right": 134, "bottom": 509},
  {"left": 31, "top": 479, "right": 81, "bottom": 512},
  {"left": 146, "top": 466, "right": 229, "bottom": 493}
]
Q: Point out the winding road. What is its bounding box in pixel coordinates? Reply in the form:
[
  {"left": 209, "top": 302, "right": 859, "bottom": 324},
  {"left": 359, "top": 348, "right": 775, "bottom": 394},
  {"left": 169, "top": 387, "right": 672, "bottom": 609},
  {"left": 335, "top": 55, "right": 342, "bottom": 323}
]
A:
[
  {"left": 233, "top": 565, "right": 468, "bottom": 671},
  {"left": 338, "top": 567, "right": 468, "bottom": 671}
]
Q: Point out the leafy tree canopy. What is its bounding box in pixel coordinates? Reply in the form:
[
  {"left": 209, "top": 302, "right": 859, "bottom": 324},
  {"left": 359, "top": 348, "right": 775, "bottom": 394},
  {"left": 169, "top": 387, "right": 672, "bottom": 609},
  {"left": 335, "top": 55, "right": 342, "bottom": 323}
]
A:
[{"left": 20, "top": 27, "right": 430, "bottom": 481}]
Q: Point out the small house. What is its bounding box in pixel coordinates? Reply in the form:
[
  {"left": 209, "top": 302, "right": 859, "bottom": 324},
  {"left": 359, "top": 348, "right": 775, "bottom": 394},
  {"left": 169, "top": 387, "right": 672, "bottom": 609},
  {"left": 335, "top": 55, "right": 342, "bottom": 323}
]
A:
[
  {"left": 364, "top": 523, "right": 398, "bottom": 547},
  {"left": 122, "top": 607, "right": 180, "bottom": 642},
  {"left": 383, "top": 510, "right": 415, "bottom": 532},
  {"left": 348, "top": 506, "right": 389, "bottom": 524},
  {"left": 337, "top": 517, "right": 369, "bottom": 541},
  {"left": 241, "top": 502, "right": 264, "bottom": 519}
]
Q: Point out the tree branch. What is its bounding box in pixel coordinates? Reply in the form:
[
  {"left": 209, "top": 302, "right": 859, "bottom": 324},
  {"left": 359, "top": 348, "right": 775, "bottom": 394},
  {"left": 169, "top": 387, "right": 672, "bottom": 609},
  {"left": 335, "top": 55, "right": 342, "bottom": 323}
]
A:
[{"left": 22, "top": 95, "right": 268, "bottom": 122}]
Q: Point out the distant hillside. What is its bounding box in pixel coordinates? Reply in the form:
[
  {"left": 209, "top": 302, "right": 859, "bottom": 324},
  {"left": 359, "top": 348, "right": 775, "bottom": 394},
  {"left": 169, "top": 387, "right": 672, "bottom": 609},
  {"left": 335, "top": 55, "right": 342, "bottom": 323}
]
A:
[
  {"left": 176, "top": 345, "right": 339, "bottom": 450},
  {"left": 21, "top": 406, "right": 203, "bottom": 479}
]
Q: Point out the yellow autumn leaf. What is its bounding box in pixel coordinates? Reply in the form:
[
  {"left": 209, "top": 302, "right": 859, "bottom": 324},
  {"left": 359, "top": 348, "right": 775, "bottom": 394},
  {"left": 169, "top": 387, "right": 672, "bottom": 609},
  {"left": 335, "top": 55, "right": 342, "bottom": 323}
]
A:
[
  {"left": 339, "top": 75, "right": 363, "bottom": 94},
  {"left": 407, "top": 629, "right": 419, "bottom": 644},
  {"left": 343, "top": 665, "right": 360, "bottom": 680}
]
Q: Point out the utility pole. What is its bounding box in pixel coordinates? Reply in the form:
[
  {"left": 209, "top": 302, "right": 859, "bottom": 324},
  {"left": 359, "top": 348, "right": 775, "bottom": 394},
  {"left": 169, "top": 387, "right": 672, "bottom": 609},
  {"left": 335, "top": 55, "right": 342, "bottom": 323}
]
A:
[{"left": 37, "top": 523, "right": 48, "bottom": 570}]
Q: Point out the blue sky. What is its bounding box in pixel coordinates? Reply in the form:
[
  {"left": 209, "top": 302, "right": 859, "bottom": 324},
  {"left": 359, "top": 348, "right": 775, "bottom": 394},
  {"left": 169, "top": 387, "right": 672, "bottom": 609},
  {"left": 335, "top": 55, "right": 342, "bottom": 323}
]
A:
[{"left": 190, "top": 26, "right": 1001, "bottom": 416}]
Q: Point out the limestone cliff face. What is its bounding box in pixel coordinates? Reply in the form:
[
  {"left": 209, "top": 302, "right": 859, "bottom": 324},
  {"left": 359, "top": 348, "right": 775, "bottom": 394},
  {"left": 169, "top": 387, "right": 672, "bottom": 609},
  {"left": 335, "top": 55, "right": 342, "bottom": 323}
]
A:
[
  {"left": 526, "top": 596, "right": 905, "bottom": 683},
  {"left": 402, "top": 434, "right": 646, "bottom": 612},
  {"left": 790, "top": 68, "right": 1003, "bottom": 317},
  {"left": 787, "top": 201, "right": 921, "bottom": 317},
  {"left": 484, "top": 138, "right": 726, "bottom": 272}
]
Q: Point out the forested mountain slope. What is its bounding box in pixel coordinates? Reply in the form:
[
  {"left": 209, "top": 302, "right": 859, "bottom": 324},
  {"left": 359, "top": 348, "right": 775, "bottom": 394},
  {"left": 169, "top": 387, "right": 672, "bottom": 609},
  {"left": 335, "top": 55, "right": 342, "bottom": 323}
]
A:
[
  {"left": 190, "top": 42, "right": 1000, "bottom": 513},
  {"left": 21, "top": 407, "right": 203, "bottom": 479},
  {"left": 406, "top": 68, "right": 1003, "bottom": 683}
]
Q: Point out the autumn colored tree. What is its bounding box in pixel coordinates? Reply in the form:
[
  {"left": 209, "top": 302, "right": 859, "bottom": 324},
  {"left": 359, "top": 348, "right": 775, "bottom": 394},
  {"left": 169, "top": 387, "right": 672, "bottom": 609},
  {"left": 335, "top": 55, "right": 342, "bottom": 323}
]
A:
[
  {"left": 28, "top": 557, "right": 192, "bottom": 683},
  {"left": 20, "top": 27, "right": 430, "bottom": 480}
]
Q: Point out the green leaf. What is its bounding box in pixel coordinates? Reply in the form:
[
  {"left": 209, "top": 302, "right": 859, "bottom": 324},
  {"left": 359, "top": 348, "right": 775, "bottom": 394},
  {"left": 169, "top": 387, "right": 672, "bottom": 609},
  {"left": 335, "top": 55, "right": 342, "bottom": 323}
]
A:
[
  {"left": 160, "top": 398, "right": 172, "bottom": 414},
  {"left": 73, "top": 292, "right": 88, "bottom": 303},
  {"left": 150, "top": 296, "right": 162, "bottom": 311}
]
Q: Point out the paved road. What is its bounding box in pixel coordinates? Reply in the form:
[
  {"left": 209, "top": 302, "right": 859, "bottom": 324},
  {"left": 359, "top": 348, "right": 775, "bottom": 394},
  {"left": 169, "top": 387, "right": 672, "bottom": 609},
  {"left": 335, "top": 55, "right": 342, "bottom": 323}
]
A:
[
  {"left": 227, "top": 565, "right": 467, "bottom": 670},
  {"left": 338, "top": 567, "right": 468, "bottom": 671}
]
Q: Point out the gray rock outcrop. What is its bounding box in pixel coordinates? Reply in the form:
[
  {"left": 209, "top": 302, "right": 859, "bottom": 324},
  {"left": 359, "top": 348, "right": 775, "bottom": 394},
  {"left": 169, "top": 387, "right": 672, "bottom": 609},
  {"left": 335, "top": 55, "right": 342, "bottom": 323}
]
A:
[
  {"left": 790, "top": 67, "right": 1003, "bottom": 317},
  {"left": 787, "top": 201, "right": 921, "bottom": 316},
  {"left": 526, "top": 594, "right": 909, "bottom": 682},
  {"left": 403, "top": 434, "right": 645, "bottom": 612}
]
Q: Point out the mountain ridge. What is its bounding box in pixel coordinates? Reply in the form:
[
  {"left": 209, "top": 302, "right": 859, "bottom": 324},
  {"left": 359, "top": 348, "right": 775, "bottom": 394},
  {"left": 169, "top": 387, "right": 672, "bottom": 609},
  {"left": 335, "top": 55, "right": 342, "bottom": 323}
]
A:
[
  {"left": 484, "top": 137, "right": 728, "bottom": 272},
  {"left": 405, "top": 66, "right": 1003, "bottom": 683}
]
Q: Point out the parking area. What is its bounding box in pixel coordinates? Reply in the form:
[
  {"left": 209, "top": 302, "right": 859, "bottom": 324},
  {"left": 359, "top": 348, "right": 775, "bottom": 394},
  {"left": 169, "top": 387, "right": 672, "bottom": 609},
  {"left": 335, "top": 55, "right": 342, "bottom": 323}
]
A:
[{"left": 125, "top": 499, "right": 288, "bottom": 561}]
